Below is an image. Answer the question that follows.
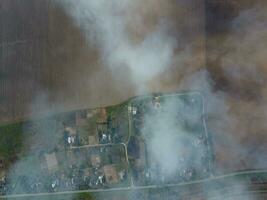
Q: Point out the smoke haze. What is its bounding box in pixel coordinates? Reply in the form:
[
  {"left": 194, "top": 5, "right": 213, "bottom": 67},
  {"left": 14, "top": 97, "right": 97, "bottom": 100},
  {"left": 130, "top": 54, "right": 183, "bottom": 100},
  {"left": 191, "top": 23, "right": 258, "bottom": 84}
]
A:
[
  {"left": 29, "top": 0, "right": 267, "bottom": 199},
  {"left": 206, "top": 2, "right": 267, "bottom": 172},
  {"left": 1, "top": 0, "right": 267, "bottom": 199}
]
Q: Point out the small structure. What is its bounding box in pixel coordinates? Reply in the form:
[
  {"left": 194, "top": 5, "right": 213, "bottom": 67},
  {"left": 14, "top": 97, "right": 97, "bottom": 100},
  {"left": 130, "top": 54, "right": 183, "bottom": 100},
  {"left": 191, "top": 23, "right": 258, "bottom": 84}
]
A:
[
  {"left": 118, "top": 169, "right": 126, "bottom": 180},
  {"left": 90, "top": 155, "right": 101, "bottom": 168},
  {"left": 103, "top": 165, "right": 119, "bottom": 184},
  {"left": 153, "top": 96, "right": 161, "bottom": 109},
  {"left": 97, "top": 123, "right": 110, "bottom": 143},
  {"left": 133, "top": 107, "right": 137, "bottom": 115},
  {"left": 45, "top": 153, "right": 59, "bottom": 171},
  {"left": 65, "top": 126, "right": 77, "bottom": 146},
  {"left": 67, "top": 135, "right": 75, "bottom": 145},
  {"left": 128, "top": 106, "right": 137, "bottom": 115}
]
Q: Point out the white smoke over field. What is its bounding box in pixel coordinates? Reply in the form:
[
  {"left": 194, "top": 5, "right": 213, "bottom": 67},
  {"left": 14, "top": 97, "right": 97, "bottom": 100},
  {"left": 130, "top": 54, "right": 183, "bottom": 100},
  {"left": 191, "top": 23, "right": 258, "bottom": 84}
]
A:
[
  {"left": 4, "top": 0, "right": 267, "bottom": 200},
  {"left": 52, "top": 0, "right": 267, "bottom": 199},
  {"left": 55, "top": 0, "right": 201, "bottom": 184},
  {"left": 222, "top": 6, "right": 267, "bottom": 87},
  {"left": 206, "top": 3, "right": 267, "bottom": 172},
  {"left": 56, "top": 0, "right": 177, "bottom": 93}
]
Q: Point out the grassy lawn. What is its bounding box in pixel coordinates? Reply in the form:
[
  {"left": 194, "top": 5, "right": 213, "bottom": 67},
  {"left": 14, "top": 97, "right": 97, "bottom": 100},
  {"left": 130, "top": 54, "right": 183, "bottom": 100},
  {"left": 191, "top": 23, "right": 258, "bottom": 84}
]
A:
[
  {"left": 75, "top": 192, "right": 94, "bottom": 200},
  {"left": 0, "top": 122, "right": 24, "bottom": 166}
]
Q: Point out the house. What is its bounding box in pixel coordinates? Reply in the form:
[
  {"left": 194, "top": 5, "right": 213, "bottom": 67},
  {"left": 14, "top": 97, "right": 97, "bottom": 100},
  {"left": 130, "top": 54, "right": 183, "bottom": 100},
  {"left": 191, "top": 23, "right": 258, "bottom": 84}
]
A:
[
  {"left": 65, "top": 126, "right": 78, "bottom": 145},
  {"left": 97, "top": 123, "right": 110, "bottom": 143},
  {"left": 45, "top": 153, "right": 59, "bottom": 171},
  {"left": 103, "top": 165, "right": 119, "bottom": 184},
  {"left": 118, "top": 169, "right": 126, "bottom": 180},
  {"left": 132, "top": 107, "right": 137, "bottom": 115},
  {"left": 153, "top": 96, "right": 161, "bottom": 109}
]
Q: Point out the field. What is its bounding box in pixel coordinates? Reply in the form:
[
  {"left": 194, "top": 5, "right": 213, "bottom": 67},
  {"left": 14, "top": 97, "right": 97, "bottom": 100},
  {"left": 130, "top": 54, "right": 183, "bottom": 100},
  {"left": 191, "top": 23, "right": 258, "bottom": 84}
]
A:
[
  {"left": 0, "top": 123, "right": 24, "bottom": 167},
  {"left": 0, "top": 0, "right": 205, "bottom": 124}
]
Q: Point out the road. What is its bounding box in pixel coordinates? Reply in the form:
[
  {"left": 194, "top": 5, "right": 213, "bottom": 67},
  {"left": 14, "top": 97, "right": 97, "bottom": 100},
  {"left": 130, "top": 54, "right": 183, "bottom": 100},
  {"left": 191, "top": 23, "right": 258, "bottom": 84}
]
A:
[{"left": 1, "top": 169, "right": 267, "bottom": 199}]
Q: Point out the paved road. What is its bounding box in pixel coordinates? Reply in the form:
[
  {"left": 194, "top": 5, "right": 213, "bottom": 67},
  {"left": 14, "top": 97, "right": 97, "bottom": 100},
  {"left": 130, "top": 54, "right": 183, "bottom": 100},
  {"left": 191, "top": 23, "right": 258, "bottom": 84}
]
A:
[{"left": 1, "top": 169, "right": 267, "bottom": 199}]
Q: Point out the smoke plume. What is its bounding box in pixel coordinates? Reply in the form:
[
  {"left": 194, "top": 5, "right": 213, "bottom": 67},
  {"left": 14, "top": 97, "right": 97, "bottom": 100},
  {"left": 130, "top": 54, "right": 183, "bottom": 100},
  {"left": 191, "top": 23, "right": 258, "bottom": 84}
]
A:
[
  {"left": 4, "top": 0, "right": 267, "bottom": 199},
  {"left": 53, "top": 0, "right": 267, "bottom": 199},
  {"left": 55, "top": 0, "right": 199, "bottom": 93}
]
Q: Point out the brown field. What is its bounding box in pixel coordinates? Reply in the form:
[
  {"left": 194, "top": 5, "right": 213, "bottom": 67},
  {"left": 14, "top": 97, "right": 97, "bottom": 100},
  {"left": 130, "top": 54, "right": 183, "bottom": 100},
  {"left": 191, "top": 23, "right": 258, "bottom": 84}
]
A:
[{"left": 0, "top": 0, "right": 205, "bottom": 123}]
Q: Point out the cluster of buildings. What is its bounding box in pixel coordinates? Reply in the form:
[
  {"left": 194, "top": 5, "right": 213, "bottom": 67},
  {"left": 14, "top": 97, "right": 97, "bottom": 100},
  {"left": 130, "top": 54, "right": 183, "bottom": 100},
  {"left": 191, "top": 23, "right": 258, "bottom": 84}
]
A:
[
  {"left": 0, "top": 92, "right": 212, "bottom": 196},
  {"left": 0, "top": 146, "right": 129, "bottom": 195},
  {"left": 42, "top": 144, "right": 128, "bottom": 192},
  {"left": 40, "top": 107, "right": 130, "bottom": 193},
  {"left": 63, "top": 108, "right": 125, "bottom": 148},
  {"left": 0, "top": 104, "right": 130, "bottom": 196}
]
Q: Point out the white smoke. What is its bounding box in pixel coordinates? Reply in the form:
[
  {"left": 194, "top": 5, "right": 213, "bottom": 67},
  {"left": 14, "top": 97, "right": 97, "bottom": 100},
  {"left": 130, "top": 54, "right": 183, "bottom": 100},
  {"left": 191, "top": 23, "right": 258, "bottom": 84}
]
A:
[
  {"left": 53, "top": 1, "right": 260, "bottom": 199},
  {"left": 56, "top": 0, "right": 176, "bottom": 93},
  {"left": 141, "top": 94, "right": 205, "bottom": 179},
  {"left": 6, "top": 1, "right": 263, "bottom": 199}
]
